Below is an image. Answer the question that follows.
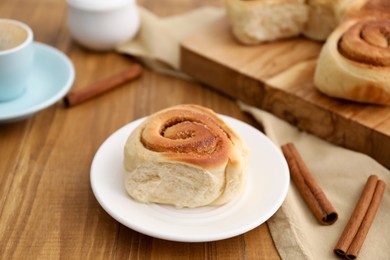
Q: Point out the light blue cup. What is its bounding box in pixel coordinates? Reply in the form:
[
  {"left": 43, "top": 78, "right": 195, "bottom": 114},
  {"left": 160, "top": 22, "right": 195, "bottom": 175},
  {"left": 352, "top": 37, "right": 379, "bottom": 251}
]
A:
[{"left": 0, "top": 19, "right": 34, "bottom": 101}]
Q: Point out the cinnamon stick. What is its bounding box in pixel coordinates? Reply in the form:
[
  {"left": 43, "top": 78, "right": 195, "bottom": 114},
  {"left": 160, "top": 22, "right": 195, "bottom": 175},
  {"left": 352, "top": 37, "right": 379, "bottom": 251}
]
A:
[
  {"left": 281, "top": 143, "right": 338, "bottom": 225},
  {"left": 64, "top": 63, "right": 143, "bottom": 107},
  {"left": 335, "top": 175, "right": 386, "bottom": 260}
]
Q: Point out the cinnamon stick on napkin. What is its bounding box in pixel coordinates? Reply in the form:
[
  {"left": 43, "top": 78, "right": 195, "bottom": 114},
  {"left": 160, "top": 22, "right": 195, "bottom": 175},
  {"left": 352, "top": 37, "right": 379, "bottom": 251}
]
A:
[
  {"left": 335, "top": 175, "right": 386, "bottom": 260},
  {"left": 281, "top": 143, "right": 338, "bottom": 225}
]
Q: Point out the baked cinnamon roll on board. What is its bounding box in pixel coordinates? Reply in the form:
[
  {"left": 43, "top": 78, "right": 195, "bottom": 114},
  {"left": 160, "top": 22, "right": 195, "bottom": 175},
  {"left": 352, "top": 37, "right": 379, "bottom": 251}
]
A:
[
  {"left": 224, "top": 0, "right": 370, "bottom": 44},
  {"left": 314, "top": 17, "right": 390, "bottom": 105}
]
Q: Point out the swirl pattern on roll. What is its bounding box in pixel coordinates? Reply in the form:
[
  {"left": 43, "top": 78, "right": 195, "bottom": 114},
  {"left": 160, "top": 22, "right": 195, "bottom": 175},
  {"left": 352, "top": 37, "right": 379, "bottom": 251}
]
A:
[
  {"left": 123, "top": 104, "right": 247, "bottom": 208},
  {"left": 140, "top": 106, "right": 235, "bottom": 167},
  {"left": 314, "top": 17, "right": 390, "bottom": 105},
  {"left": 338, "top": 20, "right": 390, "bottom": 66}
]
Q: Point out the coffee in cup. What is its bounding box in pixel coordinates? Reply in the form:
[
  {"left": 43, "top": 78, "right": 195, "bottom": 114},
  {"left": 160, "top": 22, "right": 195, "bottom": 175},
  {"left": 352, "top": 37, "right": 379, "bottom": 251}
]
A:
[
  {"left": 0, "top": 22, "right": 29, "bottom": 51},
  {"left": 0, "top": 19, "right": 34, "bottom": 101}
]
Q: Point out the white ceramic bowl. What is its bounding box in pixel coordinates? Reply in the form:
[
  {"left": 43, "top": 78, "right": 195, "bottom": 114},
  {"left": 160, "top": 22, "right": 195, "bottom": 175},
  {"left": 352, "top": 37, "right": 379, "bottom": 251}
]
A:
[{"left": 67, "top": 0, "right": 140, "bottom": 51}]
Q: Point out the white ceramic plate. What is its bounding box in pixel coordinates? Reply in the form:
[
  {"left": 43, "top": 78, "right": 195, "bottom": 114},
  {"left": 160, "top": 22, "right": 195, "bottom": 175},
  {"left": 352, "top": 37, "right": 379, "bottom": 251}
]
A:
[
  {"left": 90, "top": 115, "right": 290, "bottom": 242},
  {"left": 0, "top": 42, "right": 74, "bottom": 123}
]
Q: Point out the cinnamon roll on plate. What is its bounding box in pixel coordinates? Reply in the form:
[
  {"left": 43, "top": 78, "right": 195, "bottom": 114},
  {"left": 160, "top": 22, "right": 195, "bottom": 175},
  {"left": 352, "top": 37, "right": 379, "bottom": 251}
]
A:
[{"left": 123, "top": 104, "right": 248, "bottom": 208}]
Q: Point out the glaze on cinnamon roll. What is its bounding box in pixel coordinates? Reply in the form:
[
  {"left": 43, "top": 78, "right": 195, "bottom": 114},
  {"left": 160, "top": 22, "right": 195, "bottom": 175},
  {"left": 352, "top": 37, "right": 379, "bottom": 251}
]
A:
[
  {"left": 314, "top": 17, "right": 390, "bottom": 105},
  {"left": 124, "top": 104, "right": 248, "bottom": 208}
]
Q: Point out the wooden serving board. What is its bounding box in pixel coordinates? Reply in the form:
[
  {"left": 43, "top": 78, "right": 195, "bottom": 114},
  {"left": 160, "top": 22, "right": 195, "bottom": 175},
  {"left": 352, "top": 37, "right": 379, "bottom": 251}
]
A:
[{"left": 180, "top": 17, "right": 390, "bottom": 169}]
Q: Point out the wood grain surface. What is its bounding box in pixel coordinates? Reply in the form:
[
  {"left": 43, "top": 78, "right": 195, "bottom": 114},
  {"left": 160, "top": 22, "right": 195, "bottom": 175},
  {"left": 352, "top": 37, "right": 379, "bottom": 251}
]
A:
[
  {"left": 0, "top": 0, "right": 280, "bottom": 259},
  {"left": 181, "top": 18, "right": 390, "bottom": 169}
]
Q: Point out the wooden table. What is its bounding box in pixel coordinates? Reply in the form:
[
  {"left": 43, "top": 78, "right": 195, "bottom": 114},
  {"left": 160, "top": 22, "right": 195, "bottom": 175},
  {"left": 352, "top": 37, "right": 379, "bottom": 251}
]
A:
[{"left": 0, "top": 0, "right": 280, "bottom": 258}]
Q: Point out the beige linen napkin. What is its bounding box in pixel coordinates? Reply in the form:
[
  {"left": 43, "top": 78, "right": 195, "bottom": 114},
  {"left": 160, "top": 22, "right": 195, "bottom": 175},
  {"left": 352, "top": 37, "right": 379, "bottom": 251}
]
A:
[
  {"left": 117, "top": 6, "right": 390, "bottom": 259},
  {"left": 239, "top": 103, "right": 390, "bottom": 260},
  {"left": 117, "top": 6, "right": 224, "bottom": 79}
]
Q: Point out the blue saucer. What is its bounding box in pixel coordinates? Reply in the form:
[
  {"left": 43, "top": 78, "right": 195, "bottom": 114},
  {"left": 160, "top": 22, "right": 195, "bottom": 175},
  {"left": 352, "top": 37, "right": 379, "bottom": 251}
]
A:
[{"left": 0, "top": 42, "right": 74, "bottom": 123}]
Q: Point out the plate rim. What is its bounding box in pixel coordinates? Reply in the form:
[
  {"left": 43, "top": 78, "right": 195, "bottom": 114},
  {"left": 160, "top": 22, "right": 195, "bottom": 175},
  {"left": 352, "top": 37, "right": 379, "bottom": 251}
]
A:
[
  {"left": 0, "top": 41, "right": 75, "bottom": 121},
  {"left": 90, "top": 115, "right": 290, "bottom": 242}
]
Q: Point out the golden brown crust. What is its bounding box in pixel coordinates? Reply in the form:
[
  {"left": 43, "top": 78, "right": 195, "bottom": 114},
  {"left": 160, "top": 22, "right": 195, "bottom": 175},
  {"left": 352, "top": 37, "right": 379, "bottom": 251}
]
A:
[
  {"left": 349, "top": 84, "right": 390, "bottom": 104},
  {"left": 140, "top": 104, "right": 241, "bottom": 168}
]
